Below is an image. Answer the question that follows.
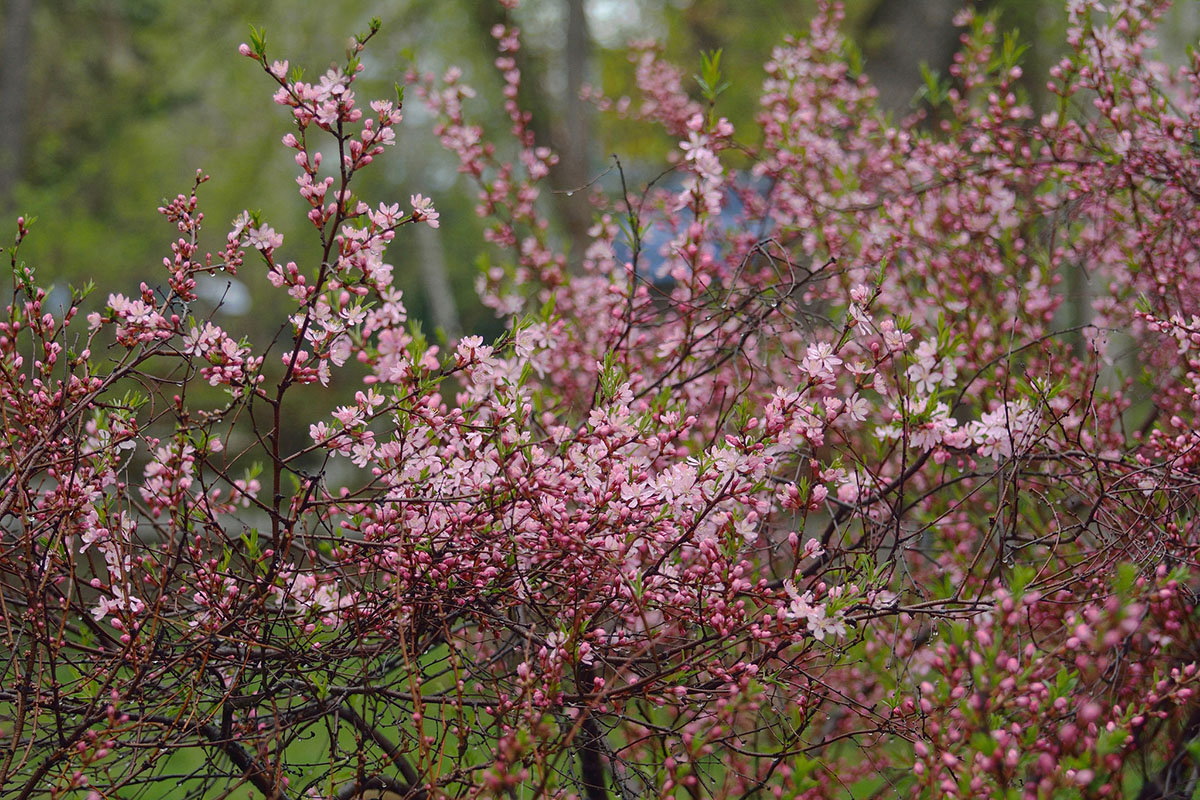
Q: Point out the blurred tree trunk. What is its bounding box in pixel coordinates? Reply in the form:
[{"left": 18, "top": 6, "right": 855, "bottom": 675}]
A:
[
  {"left": 559, "top": 0, "right": 593, "bottom": 268},
  {"left": 467, "top": 0, "right": 593, "bottom": 268},
  {"left": 415, "top": 224, "right": 462, "bottom": 341},
  {"left": 468, "top": 2, "right": 555, "bottom": 146},
  {"left": 863, "top": 0, "right": 960, "bottom": 113},
  {"left": 0, "top": 0, "right": 33, "bottom": 211}
]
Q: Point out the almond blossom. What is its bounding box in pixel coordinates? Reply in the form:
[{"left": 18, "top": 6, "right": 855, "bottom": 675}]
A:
[{"left": 6, "top": 4, "right": 1200, "bottom": 798}]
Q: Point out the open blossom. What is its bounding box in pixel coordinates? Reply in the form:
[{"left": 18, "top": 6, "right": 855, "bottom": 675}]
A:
[
  {"left": 181, "top": 322, "right": 260, "bottom": 390},
  {"left": 410, "top": 193, "right": 440, "bottom": 227},
  {"left": 182, "top": 321, "right": 222, "bottom": 356},
  {"left": 328, "top": 334, "right": 352, "bottom": 366},
  {"left": 92, "top": 586, "right": 145, "bottom": 622},
  {"left": 966, "top": 400, "right": 1041, "bottom": 459},
  {"left": 906, "top": 339, "right": 957, "bottom": 395},
  {"left": 350, "top": 435, "right": 377, "bottom": 468},
  {"left": 910, "top": 401, "right": 958, "bottom": 450},
  {"left": 310, "top": 421, "right": 334, "bottom": 443},
  {"left": 878, "top": 319, "right": 912, "bottom": 353},
  {"left": 332, "top": 404, "right": 363, "bottom": 427},
  {"left": 782, "top": 580, "right": 844, "bottom": 641},
  {"left": 247, "top": 224, "right": 283, "bottom": 251},
  {"left": 95, "top": 291, "right": 173, "bottom": 345},
  {"left": 800, "top": 538, "right": 825, "bottom": 561},
  {"left": 802, "top": 341, "right": 843, "bottom": 380},
  {"left": 680, "top": 130, "right": 710, "bottom": 160},
  {"left": 656, "top": 462, "right": 698, "bottom": 504},
  {"left": 808, "top": 609, "right": 847, "bottom": 641},
  {"left": 783, "top": 580, "right": 818, "bottom": 620},
  {"left": 370, "top": 202, "right": 402, "bottom": 228},
  {"left": 840, "top": 392, "right": 869, "bottom": 423}
]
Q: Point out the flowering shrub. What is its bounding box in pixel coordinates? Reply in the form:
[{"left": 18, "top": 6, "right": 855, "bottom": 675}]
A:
[{"left": 3, "top": 2, "right": 1200, "bottom": 798}]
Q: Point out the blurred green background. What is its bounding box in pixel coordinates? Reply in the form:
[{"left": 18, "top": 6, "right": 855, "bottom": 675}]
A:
[{"left": 1, "top": 0, "right": 1197, "bottom": 341}]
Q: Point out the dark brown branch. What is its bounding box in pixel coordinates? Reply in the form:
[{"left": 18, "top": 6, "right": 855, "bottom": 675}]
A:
[{"left": 335, "top": 702, "right": 426, "bottom": 800}]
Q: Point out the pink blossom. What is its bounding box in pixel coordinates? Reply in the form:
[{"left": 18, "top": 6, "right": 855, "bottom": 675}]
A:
[{"left": 410, "top": 193, "right": 440, "bottom": 228}]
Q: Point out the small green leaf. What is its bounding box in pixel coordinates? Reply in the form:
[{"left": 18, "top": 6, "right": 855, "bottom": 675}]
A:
[
  {"left": 694, "top": 49, "right": 729, "bottom": 104},
  {"left": 247, "top": 25, "right": 267, "bottom": 59},
  {"left": 241, "top": 528, "right": 261, "bottom": 559},
  {"left": 843, "top": 39, "right": 864, "bottom": 77}
]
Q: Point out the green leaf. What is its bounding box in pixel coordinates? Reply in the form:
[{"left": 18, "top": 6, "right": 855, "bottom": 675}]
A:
[
  {"left": 241, "top": 528, "right": 260, "bottom": 559},
  {"left": 247, "top": 25, "right": 267, "bottom": 59},
  {"left": 1010, "top": 563, "right": 1036, "bottom": 596},
  {"left": 311, "top": 671, "right": 329, "bottom": 701},
  {"left": 597, "top": 351, "right": 626, "bottom": 401},
  {"left": 916, "top": 63, "right": 950, "bottom": 107},
  {"left": 1113, "top": 562, "right": 1138, "bottom": 596},
  {"left": 540, "top": 290, "right": 557, "bottom": 323},
  {"left": 843, "top": 39, "right": 864, "bottom": 77},
  {"left": 998, "top": 31, "right": 1029, "bottom": 72},
  {"left": 694, "top": 49, "right": 730, "bottom": 104}
]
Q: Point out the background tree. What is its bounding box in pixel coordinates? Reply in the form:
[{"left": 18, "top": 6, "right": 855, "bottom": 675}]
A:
[
  {"left": 4, "top": 0, "right": 1123, "bottom": 345},
  {"left": 0, "top": 0, "right": 33, "bottom": 213}
]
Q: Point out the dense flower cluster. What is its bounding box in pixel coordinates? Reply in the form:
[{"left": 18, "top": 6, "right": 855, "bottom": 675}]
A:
[{"left": 3, "top": 3, "right": 1200, "bottom": 799}]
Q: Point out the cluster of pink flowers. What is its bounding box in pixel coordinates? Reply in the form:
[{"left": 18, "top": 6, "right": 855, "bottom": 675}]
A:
[
  {"left": 182, "top": 321, "right": 263, "bottom": 391},
  {"left": 6, "top": 3, "right": 1200, "bottom": 799}
]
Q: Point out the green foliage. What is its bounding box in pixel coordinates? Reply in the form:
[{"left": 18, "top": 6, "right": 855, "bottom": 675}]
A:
[{"left": 695, "top": 48, "right": 731, "bottom": 105}]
